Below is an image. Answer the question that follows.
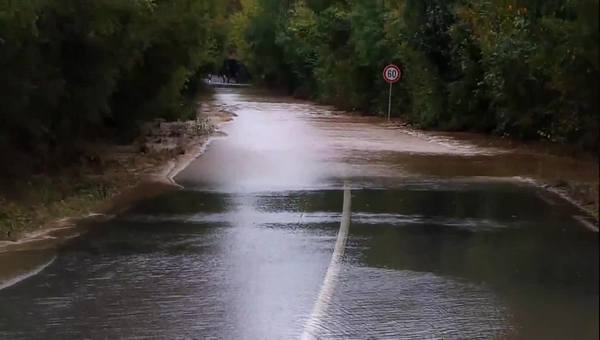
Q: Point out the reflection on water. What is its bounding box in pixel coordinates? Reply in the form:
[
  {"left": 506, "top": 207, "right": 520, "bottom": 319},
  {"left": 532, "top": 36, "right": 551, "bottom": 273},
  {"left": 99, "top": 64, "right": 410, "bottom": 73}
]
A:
[
  {"left": 0, "top": 88, "right": 597, "bottom": 339},
  {"left": 0, "top": 190, "right": 339, "bottom": 339}
]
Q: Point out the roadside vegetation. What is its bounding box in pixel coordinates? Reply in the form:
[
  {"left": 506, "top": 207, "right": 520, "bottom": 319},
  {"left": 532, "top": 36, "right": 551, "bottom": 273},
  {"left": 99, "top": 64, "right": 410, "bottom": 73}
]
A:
[
  {"left": 0, "top": 0, "right": 238, "bottom": 238},
  {"left": 0, "top": 0, "right": 236, "bottom": 177},
  {"left": 229, "top": 0, "right": 599, "bottom": 150}
]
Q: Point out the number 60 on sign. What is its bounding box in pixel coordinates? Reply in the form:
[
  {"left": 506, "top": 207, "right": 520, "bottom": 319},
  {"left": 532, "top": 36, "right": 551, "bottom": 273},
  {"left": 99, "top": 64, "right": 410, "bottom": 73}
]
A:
[{"left": 383, "top": 64, "right": 401, "bottom": 84}]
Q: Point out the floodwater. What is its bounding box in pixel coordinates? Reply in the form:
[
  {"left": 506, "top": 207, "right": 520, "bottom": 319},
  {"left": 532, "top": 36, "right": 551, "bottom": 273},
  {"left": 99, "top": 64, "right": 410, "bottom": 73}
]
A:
[{"left": 0, "top": 89, "right": 598, "bottom": 339}]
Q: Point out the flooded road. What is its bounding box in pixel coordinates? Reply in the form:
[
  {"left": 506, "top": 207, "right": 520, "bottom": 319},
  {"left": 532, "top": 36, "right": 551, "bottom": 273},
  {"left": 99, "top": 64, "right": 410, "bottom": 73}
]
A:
[{"left": 1, "top": 89, "right": 598, "bottom": 339}]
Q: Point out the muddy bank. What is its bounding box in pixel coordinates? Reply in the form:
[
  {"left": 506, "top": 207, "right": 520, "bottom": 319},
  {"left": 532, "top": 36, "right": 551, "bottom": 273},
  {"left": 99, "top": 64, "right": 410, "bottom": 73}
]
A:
[
  {"left": 410, "top": 127, "right": 599, "bottom": 223},
  {"left": 0, "top": 94, "right": 233, "bottom": 291},
  {"left": 0, "top": 100, "right": 234, "bottom": 249},
  {"left": 322, "top": 114, "right": 598, "bottom": 224}
]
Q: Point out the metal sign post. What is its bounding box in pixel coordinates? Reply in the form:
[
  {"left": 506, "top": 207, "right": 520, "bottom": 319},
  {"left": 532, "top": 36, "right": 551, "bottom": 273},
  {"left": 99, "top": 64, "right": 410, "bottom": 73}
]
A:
[
  {"left": 388, "top": 82, "right": 393, "bottom": 121},
  {"left": 383, "top": 64, "right": 401, "bottom": 122}
]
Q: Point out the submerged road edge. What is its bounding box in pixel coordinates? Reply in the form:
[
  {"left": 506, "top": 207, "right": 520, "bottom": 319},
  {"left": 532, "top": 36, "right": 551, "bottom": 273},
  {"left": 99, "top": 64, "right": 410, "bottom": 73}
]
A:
[{"left": 301, "top": 185, "right": 352, "bottom": 339}]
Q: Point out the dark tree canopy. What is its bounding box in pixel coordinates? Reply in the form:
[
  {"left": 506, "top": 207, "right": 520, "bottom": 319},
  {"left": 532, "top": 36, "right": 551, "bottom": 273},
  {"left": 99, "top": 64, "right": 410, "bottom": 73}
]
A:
[
  {"left": 0, "top": 0, "right": 236, "bottom": 175},
  {"left": 229, "top": 0, "right": 599, "bottom": 149}
]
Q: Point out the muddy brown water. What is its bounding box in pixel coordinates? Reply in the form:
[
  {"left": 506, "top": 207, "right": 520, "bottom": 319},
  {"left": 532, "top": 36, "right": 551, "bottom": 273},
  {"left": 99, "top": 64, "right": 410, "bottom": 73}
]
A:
[{"left": 0, "top": 88, "right": 598, "bottom": 339}]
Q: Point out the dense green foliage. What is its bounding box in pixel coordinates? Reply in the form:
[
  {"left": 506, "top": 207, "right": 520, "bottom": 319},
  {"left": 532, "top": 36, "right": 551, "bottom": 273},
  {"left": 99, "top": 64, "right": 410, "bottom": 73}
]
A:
[
  {"left": 230, "top": 0, "right": 599, "bottom": 149},
  {"left": 0, "top": 0, "right": 235, "bottom": 175}
]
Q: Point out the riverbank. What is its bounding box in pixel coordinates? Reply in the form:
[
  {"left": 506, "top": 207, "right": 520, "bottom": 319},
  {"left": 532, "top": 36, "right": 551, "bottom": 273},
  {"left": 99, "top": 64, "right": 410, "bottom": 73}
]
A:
[{"left": 0, "top": 100, "right": 234, "bottom": 251}]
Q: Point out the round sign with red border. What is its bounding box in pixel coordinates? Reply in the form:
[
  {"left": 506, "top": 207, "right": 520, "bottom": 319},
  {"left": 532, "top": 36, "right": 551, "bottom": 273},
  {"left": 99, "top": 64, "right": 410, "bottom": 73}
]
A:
[{"left": 383, "top": 64, "right": 401, "bottom": 84}]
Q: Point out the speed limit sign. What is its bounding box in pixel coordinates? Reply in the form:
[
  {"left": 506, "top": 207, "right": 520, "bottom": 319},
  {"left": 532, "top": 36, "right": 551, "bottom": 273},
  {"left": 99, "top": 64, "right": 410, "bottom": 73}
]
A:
[
  {"left": 383, "top": 64, "right": 401, "bottom": 121},
  {"left": 383, "top": 64, "right": 401, "bottom": 84}
]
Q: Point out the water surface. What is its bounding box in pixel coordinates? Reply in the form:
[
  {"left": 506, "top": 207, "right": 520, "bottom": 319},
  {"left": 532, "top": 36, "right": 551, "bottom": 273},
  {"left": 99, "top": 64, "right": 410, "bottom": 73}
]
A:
[{"left": 1, "top": 89, "right": 597, "bottom": 339}]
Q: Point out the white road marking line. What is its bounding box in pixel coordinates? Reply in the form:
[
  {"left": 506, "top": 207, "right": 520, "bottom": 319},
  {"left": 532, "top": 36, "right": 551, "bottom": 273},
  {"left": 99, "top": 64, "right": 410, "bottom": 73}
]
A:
[
  {"left": 574, "top": 215, "right": 599, "bottom": 232},
  {"left": 0, "top": 255, "right": 57, "bottom": 291},
  {"left": 301, "top": 185, "right": 351, "bottom": 340}
]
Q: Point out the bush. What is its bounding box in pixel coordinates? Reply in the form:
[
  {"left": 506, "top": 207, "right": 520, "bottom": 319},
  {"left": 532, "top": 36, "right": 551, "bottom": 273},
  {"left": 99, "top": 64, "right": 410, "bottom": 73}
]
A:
[
  {"left": 228, "top": 0, "right": 598, "bottom": 150},
  {"left": 0, "top": 0, "right": 234, "bottom": 175}
]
